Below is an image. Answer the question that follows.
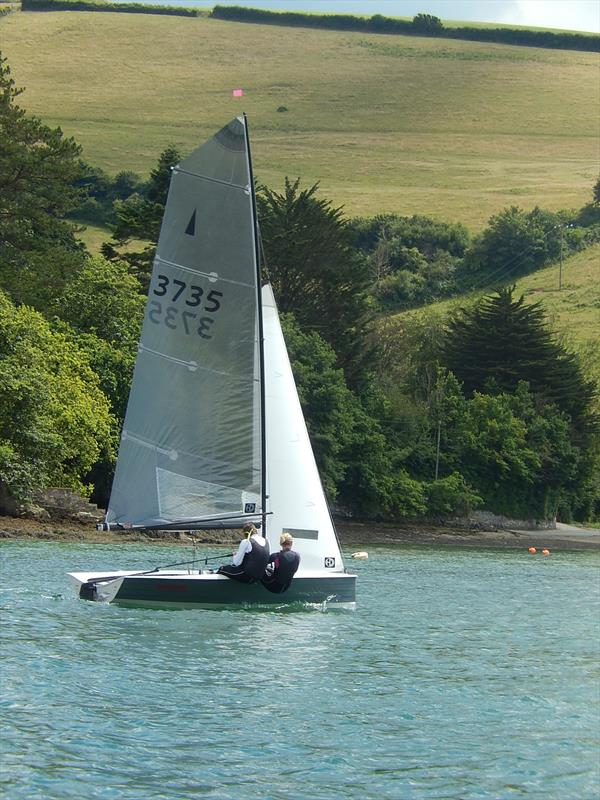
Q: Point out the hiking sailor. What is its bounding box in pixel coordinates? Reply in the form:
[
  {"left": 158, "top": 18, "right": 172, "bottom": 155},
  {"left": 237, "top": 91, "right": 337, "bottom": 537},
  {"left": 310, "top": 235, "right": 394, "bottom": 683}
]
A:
[
  {"left": 261, "top": 532, "right": 301, "bottom": 594},
  {"left": 217, "top": 523, "right": 270, "bottom": 584}
]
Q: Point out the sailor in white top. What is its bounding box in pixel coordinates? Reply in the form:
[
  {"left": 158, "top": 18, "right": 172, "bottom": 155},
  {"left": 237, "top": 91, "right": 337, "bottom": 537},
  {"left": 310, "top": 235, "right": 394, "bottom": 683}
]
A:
[
  {"left": 232, "top": 530, "right": 267, "bottom": 564},
  {"left": 217, "top": 523, "right": 270, "bottom": 583}
]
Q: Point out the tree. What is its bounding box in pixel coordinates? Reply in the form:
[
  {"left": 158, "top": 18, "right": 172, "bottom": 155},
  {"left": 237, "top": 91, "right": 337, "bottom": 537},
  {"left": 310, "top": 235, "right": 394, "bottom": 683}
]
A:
[
  {"left": 70, "top": 164, "right": 142, "bottom": 226},
  {"left": 577, "top": 174, "right": 600, "bottom": 227},
  {"left": 463, "top": 206, "right": 572, "bottom": 283},
  {"left": 48, "top": 256, "right": 146, "bottom": 504},
  {"left": 350, "top": 214, "right": 469, "bottom": 260},
  {"left": 53, "top": 255, "right": 144, "bottom": 347},
  {"left": 442, "top": 286, "right": 597, "bottom": 436},
  {"left": 454, "top": 384, "right": 582, "bottom": 518},
  {"left": 70, "top": 161, "right": 112, "bottom": 224},
  {"left": 0, "top": 53, "right": 85, "bottom": 306},
  {"left": 412, "top": 13, "right": 444, "bottom": 34},
  {"left": 257, "top": 178, "right": 371, "bottom": 380},
  {"left": 112, "top": 170, "right": 144, "bottom": 202},
  {"left": 281, "top": 313, "right": 357, "bottom": 500},
  {"left": 104, "top": 145, "right": 181, "bottom": 282},
  {"left": 282, "top": 313, "right": 427, "bottom": 517},
  {"left": 52, "top": 254, "right": 145, "bottom": 420},
  {"left": 0, "top": 291, "right": 114, "bottom": 507},
  {"left": 350, "top": 213, "right": 468, "bottom": 310}
]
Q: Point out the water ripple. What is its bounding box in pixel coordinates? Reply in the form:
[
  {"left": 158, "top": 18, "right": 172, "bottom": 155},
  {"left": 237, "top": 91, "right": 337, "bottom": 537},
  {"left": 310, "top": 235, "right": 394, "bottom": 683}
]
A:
[{"left": 1, "top": 541, "right": 598, "bottom": 799}]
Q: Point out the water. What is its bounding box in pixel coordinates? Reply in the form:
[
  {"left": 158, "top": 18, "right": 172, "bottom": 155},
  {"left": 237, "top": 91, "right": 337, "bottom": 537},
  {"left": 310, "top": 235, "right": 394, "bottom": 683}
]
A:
[{"left": 1, "top": 541, "right": 598, "bottom": 800}]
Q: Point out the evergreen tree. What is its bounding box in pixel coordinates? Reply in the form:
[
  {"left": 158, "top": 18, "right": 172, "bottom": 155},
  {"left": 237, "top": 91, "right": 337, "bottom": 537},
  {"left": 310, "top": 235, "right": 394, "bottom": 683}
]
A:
[
  {"left": 0, "top": 53, "right": 85, "bottom": 307},
  {"left": 257, "top": 178, "right": 371, "bottom": 382},
  {"left": 104, "top": 145, "right": 181, "bottom": 283},
  {"left": 442, "top": 286, "right": 597, "bottom": 437}
]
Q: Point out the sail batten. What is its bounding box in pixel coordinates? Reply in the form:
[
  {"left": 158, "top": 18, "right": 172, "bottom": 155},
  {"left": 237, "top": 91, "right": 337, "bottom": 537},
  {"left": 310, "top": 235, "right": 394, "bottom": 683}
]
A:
[
  {"left": 153, "top": 256, "right": 255, "bottom": 288},
  {"left": 172, "top": 166, "right": 250, "bottom": 191}
]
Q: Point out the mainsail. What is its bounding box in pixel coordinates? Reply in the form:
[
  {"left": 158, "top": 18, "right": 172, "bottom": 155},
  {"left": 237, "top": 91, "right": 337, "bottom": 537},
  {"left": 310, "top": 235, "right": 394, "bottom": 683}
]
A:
[{"left": 106, "top": 117, "right": 262, "bottom": 528}]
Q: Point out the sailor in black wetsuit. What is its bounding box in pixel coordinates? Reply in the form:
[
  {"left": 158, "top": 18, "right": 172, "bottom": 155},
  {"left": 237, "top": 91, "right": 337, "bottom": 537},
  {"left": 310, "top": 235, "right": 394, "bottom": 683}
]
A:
[
  {"left": 217, "top": 523, "right": 270, "bottom": 584},
  {"left": 261, "top": 532, "right": 300, "bottom": 594}
]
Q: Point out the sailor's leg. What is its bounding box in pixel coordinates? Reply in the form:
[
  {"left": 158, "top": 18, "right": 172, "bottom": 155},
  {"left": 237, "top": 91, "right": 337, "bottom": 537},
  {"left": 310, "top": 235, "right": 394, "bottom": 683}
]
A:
[{"left": 217, "top": 565, "right": 255, "bottom": 583}]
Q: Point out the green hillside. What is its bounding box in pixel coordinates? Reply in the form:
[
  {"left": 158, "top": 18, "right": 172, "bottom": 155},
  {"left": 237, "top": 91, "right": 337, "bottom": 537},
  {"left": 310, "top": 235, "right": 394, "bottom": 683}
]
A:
[
  {"left": 399, "top": 243, "right": 600, "bottom": 383},
  {"left": 1, "top": 12, "right": 598, "bottom": 524},
  {"left": 1, "top": 9, "right": 598, "bottom": 228}
]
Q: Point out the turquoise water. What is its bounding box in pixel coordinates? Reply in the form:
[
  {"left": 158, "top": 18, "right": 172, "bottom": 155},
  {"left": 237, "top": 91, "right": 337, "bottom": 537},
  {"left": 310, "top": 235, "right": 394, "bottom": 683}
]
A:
[{"left": 1, "top": 541, "right": 598, "bottom": 800}]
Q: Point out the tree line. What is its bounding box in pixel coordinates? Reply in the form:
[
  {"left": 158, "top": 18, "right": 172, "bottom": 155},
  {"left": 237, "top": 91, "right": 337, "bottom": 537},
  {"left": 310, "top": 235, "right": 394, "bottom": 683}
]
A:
[
  {"left": 211, "top": 6, "right": 600, "bottom": 53},
  {"left": 18, "top": 2, "right": 600, "bottom": 53},
  {"left": 0, "top": 52, "right": 598, "bottom": 523},
  {"left": 21, "top": 0, "right": 202, "bottom": 16}
]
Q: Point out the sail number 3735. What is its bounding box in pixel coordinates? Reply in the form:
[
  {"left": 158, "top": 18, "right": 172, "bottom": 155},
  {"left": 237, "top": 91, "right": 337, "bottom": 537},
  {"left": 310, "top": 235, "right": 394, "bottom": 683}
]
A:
[{"left": 148, "top": 274, "right": 223, "bottom": 339}]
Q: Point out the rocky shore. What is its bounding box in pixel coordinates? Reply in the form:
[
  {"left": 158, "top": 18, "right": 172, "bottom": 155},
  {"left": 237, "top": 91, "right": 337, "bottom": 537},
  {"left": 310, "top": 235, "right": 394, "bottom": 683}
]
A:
[{"left": 1, "top": 515, "right": 598, "bottom": 551}]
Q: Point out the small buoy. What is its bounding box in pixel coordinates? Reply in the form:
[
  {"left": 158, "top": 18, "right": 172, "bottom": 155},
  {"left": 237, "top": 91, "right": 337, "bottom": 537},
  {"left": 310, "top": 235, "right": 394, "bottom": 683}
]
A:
[
  {"left": 351, "top": 551, "right": 369, "bottom": 560},
  {"left": 542, "top": 548, "right": 550, "bottom": 556},
  {"left": 528, "top": 547, "right": 537, "bottom": 554}
]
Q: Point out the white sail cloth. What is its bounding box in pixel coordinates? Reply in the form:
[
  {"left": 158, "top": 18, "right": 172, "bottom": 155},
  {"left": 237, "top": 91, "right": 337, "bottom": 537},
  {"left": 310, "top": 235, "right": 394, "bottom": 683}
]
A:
[{"left": 262, "top": 285, "right": 344, "bottom": 573}]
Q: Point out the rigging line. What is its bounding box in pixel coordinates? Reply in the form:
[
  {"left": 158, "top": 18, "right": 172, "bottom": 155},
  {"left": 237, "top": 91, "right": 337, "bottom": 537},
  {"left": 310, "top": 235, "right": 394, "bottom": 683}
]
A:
[
  {"left": 172, "top": 165, "right": 248, "bottom": 192},
  {"left": 152, "top": 554, "right": 230, "bottom": 570},
  {"left": 257, "top": 221, "right": 272, "bottom": 285},
  {"left": 243, "top": 113, "right": 269, "bottom": 542},
  {"left": 422, "top": 243, "right": 555, "bottom": 317},
  {"left": 459, "top": 238, "right": 550, "bottom": 294},
  {"left": 407, "top": 242, "right": 552, "bottom": 319},
  {"left": 84, "top": 553, "right": 232, "bottom": 586}
]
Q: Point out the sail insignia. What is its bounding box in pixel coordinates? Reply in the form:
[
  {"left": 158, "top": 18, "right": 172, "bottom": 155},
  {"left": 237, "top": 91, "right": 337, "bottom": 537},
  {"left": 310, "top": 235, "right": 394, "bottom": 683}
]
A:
[{"left": 185, "top": 209, "right": 196, "bottom": 236}]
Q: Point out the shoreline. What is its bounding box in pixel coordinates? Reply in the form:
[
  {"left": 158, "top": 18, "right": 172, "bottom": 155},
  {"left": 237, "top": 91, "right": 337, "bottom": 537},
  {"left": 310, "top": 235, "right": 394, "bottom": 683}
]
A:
[{"left": 1, "top": 516, "right": 598, "bottom": 551}]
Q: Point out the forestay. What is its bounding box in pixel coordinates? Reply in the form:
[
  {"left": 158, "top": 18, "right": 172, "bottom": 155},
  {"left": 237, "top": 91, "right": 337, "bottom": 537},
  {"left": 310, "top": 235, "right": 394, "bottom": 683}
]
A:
[{"left": 106, "top": 117, "right": 262, "bottom": 528}]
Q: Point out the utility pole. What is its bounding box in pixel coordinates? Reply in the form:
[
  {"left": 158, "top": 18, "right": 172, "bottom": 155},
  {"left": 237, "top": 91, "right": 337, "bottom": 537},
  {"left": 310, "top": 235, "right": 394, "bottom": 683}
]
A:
[
  {"left": 434, "top": 418, "right": 441, "bottom": 481},
  {"left": 559, "top": 225, "right": 563, "bottom": 291},
  {"left": 433, "top": 368, "right": 445, "bottom": 481}
]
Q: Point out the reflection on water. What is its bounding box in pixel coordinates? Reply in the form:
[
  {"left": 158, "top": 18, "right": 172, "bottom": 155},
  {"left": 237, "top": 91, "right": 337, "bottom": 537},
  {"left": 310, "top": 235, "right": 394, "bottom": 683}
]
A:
[{"left": 1, "top": 541, "right": 599, "bottom": 799}]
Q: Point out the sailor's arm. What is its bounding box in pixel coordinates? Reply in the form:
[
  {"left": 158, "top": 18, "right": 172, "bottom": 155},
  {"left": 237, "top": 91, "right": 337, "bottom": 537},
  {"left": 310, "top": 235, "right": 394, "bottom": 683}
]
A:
[{"left": 232, "top": 539, "right": 251, "bottom": 566}]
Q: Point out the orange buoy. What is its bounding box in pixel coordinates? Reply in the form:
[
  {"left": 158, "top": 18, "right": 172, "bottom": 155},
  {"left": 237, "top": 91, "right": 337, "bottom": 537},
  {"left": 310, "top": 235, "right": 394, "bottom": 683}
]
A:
[
  {"left": 528, "top": 547, "right": 537, "bottom": 554},
  {"left": 542, "top": 548, "right": 550, "bottom": 556}
]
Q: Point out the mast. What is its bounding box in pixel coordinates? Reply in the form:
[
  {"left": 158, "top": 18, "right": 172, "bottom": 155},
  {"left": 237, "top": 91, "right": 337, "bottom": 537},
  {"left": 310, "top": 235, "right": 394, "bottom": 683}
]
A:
[{"left": 243, "top": 114, "right": 268, "bottom": 539}]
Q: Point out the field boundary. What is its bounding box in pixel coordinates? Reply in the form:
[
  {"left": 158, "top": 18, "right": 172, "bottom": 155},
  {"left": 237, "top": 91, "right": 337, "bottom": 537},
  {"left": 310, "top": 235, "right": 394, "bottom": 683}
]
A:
[{"left": 16, "top": 0, "right": 600, "bottom": 53}]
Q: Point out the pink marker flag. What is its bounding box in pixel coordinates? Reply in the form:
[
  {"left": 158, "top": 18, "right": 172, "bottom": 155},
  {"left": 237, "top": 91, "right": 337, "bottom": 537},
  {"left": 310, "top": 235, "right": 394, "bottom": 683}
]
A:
[{"left": 232, "top": 88, "right": 244, "bottom": 97}]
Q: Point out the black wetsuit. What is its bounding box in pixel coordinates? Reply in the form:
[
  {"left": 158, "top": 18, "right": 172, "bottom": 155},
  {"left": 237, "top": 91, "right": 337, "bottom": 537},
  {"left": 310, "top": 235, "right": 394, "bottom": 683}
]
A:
[
  {"left": 218, "top": 536, "right": 270, "bottom": 584},
  {"left": 261, "top": 549, "right": 301, "bottom": 594}
]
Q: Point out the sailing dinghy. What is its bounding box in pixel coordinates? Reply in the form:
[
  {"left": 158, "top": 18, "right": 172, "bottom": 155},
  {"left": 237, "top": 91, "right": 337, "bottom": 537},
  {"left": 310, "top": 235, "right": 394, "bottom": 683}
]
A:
[{"left": 69, "top": 116, "right": 356, "bottom": 608}]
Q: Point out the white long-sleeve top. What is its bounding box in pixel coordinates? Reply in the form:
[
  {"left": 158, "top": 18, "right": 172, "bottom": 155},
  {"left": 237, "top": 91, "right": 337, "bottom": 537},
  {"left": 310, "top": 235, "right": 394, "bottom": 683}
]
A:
[{"left": 232, "top": 533, "right": 268, "bottom": 566}]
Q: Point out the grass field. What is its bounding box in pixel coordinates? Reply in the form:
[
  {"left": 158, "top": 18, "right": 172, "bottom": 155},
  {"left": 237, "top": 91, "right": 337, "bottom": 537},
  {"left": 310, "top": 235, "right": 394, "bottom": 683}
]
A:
[{"left": 2, "top": 9, "right": 599, "bottom": 228}]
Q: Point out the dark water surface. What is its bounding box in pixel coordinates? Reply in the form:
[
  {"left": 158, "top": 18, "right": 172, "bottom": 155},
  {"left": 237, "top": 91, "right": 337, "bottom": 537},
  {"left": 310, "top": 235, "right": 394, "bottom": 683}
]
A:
[{"left": 1, "top": 541, "right": 598, "bottom": 799}]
